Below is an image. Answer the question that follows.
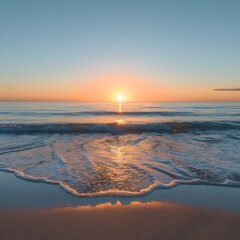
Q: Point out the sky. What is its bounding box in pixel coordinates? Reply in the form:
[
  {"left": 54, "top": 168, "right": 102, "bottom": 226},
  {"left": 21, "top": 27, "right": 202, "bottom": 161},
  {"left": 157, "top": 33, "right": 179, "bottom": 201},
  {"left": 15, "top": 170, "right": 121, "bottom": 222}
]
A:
[{"left": 0, "top": 0, "right": 240, "bottom": 101}]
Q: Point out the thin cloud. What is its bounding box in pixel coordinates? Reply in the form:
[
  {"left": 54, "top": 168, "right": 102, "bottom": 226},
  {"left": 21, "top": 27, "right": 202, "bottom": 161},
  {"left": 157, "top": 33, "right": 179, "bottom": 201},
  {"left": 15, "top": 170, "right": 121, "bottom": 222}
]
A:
[{"left": 214, "top": 88, "right": 240, "bottom": 91}]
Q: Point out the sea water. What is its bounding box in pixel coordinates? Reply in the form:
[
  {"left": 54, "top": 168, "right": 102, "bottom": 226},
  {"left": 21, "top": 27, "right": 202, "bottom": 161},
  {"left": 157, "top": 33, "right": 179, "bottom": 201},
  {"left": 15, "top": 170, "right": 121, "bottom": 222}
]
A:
[{"left": 0, "top": 102, "right": 239, "bottom": 197}]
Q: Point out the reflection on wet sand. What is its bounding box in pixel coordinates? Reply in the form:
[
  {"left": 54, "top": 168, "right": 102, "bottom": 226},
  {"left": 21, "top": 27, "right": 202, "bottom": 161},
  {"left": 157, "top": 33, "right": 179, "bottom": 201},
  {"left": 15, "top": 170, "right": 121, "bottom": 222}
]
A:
[{"left": 1, "top": 201, "right": 240, "bottom": 240}]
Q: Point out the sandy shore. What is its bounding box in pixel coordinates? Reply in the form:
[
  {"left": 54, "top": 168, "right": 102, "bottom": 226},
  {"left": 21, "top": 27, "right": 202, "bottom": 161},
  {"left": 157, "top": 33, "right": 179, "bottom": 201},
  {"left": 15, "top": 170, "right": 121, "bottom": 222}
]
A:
[
  {"left": 1, "top": 201, "right": 240, "bottom": 240},
  {"left": 1, "top": 171, "right": 240, "bottom": 239}
]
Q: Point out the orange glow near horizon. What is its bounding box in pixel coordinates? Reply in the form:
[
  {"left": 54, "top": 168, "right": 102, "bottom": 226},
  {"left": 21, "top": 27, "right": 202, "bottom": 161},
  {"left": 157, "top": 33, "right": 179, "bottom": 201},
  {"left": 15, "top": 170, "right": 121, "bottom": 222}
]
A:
[{"left": 1, "top": 72, "right": 240, "bottom": 102}]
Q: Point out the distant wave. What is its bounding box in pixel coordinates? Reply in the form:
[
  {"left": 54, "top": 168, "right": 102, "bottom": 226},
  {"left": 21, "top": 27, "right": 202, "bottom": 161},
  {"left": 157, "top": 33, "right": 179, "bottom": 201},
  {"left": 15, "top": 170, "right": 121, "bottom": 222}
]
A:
[
  {"left": 1, "top": 121, "right": 239, "bottom": 134},
  {"left": 0, "top": 110, "right": 194, "bottom": 117},
  {"left": 2, "top": 110, "right": 239, "bottom": 117}
]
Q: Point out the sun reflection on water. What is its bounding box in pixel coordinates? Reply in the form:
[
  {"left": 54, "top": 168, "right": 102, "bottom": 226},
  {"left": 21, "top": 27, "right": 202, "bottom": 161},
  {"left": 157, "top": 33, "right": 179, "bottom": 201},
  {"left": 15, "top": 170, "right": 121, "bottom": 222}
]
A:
[
  {"left": 111, "top": 145, "right": 124, "bottom": 163},
  {"left": 118, "top": 102, "right": 122, "bottom": 113},
  {"left": 117, "top": 95, "right": 124, "bottom": 113},
  {"left": 116, "top": 119, "right": 124, "bottom": 125}
]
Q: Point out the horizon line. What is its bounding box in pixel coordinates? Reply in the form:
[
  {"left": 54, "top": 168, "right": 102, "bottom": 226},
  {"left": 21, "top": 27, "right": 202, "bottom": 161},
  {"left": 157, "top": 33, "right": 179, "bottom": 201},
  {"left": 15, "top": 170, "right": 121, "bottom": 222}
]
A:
[{"left": 0, "top": 100, "right": 240, "bottom": 103}]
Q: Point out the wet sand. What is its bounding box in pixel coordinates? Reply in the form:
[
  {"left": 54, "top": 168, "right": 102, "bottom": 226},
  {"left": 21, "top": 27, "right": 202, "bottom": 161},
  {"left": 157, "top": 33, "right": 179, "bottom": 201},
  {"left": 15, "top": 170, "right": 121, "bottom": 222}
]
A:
[
  {"left": 1, "top": 171, "right": 240, "bottom": 240},
  {"left": 1, "top": 171, "right": 240, "bottom": 212},
  {"left": 1, "top": 201, "right": 240, "bottom": 240}
]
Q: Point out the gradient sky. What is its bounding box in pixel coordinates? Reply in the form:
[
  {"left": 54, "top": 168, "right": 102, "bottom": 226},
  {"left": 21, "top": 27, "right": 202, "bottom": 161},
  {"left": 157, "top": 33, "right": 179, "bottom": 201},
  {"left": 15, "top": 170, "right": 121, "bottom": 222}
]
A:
[{"left": 1, "top": 0, "right": 240, "bottom": 101}]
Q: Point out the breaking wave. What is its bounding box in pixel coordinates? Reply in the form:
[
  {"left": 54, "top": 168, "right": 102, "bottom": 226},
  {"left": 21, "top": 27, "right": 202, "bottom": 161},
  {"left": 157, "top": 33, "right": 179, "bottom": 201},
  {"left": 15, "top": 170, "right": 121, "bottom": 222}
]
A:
[{"left": 0, "top": 121, "right": 239, "bottom": 134}]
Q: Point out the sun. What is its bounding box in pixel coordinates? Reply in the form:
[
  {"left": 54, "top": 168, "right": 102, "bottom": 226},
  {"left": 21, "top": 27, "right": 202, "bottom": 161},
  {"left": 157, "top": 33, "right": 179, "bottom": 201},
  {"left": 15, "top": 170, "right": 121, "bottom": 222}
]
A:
[{"left": 117, "top": 95, "right": 124, "bottom": 102}]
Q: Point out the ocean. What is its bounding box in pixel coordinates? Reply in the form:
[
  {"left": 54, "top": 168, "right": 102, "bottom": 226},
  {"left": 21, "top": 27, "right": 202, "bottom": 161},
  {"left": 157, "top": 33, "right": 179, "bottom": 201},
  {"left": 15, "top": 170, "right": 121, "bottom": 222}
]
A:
[{"left": 0, "top": 102, "right": 239, "bottom": 197}]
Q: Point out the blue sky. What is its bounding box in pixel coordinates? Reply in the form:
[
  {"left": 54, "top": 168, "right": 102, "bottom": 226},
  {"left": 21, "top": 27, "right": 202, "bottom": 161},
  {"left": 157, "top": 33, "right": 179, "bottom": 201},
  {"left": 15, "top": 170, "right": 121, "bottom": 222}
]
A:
[{"left": 1, "top": 0, "right": 240, "bottom": 101}]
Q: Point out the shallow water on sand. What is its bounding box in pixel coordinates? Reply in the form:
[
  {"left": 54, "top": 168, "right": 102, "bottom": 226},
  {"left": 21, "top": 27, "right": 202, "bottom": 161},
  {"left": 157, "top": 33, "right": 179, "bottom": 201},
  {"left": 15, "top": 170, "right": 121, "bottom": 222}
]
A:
[{"left": 0, "top": 102, "right": 240, "bottom": 196}]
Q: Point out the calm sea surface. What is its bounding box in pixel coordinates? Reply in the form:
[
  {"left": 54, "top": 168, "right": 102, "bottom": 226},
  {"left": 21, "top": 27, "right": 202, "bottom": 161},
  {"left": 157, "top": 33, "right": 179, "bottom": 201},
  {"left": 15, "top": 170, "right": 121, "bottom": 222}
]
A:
[{"left": 0, "top": 102, "right": 240, "bottom": 196}]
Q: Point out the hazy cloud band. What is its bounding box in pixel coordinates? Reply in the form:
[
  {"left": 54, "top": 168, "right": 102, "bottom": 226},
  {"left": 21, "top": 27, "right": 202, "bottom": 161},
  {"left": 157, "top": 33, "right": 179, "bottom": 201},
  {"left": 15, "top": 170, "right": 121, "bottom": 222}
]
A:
[{"left": 214, "top": 88, "right": 240, "bottom": 91}]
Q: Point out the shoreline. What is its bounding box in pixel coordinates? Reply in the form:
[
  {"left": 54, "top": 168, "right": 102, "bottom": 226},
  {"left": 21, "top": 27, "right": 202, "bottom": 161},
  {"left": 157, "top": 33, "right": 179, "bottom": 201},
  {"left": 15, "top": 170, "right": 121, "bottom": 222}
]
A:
[{"left": 1, "top": 171, "right": 240, "bottom": 212}]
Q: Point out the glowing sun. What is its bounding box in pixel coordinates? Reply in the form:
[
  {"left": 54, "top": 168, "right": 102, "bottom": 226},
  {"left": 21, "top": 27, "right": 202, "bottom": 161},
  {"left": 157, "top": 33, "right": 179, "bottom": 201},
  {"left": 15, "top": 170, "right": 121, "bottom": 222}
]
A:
[{"left": 117, "top": 95, "right": 124, "bottom": 102}]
